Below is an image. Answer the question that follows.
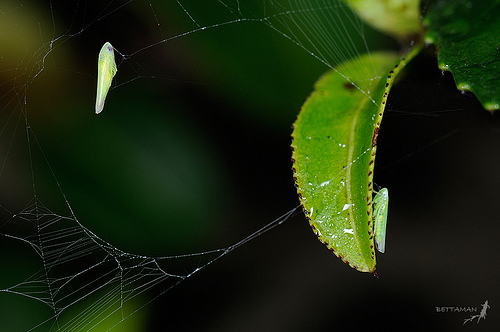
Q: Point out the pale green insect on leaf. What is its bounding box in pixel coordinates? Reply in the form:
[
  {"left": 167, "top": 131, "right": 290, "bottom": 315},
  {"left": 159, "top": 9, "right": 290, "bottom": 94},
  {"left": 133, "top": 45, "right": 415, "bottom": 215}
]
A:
[
  {"left": 95, "top": 42, "right": 117, "bottom": 114},
  {"left": 373, "top": 188, "right": 389, "bottom": 253}
]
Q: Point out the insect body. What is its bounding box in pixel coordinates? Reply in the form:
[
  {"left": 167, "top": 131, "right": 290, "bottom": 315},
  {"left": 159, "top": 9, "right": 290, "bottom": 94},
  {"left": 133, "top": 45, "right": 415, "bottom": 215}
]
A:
[
  {"left": 95, "top": 42, "right": 117, "bottom": 114},
  {"left": 373, "top": 188, "right": 389, "bottom": 253}
]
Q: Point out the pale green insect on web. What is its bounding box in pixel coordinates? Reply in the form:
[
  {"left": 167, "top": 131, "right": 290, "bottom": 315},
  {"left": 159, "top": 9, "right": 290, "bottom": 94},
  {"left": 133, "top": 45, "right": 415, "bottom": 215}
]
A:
[
  {"left": 95, "top": 42, "right": 118, "bottom": 114},
  {"left": 373, "top": 187, "right": 389, "bottom": 253}
]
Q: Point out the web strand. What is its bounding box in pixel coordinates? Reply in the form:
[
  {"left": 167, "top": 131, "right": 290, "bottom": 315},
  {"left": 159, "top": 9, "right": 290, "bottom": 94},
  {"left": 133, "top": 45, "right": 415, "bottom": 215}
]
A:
[{"left": 0, "top": 1, "right": 387, "bottom": 330}]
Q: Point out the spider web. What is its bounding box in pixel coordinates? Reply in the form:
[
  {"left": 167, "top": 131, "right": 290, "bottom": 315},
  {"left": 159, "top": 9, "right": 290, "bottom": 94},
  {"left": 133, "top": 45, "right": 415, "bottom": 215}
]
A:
[{"left": 0, "top": 0, "right": 399, "bottom": 330}]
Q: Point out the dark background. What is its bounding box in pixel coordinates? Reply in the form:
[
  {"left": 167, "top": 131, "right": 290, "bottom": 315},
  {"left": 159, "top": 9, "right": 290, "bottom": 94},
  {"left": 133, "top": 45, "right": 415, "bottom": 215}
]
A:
[{"left": 0, "top": 1, "right": 498, "bottom": 330}]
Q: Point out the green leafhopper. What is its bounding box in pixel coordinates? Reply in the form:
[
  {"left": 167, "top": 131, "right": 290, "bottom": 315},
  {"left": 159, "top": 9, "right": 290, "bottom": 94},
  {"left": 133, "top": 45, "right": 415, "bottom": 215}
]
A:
[
  {"left": 373, "top": 188, "right": 389, "bottom": 253},
  {"left": 95, "top": 42, "right": 117, "bottom": 114}
]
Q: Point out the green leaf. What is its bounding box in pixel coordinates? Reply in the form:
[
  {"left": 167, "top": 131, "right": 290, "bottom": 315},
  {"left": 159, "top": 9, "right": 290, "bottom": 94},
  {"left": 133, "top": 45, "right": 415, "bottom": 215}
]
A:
[
  {"left": 291, "top": 48, "right": 420, "bottom": 273},
  {"left": 341, "top": 0, "right": 423, "bottom": 41},
  {"left": 424, "top": 0, "right": 500, "bottom": 111}
]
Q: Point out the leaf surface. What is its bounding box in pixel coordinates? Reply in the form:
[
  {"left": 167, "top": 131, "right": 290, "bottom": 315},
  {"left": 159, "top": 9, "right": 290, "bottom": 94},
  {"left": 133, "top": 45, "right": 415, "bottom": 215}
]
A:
[
  {"left": 291, "top": 48, "right": 420, "bottom": 272},
  {"left": 343, "top": 0, "right": 422, "bottom": 40},
  {"left": 424, "top": 0, "right": 500, "bottom": 111}
]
